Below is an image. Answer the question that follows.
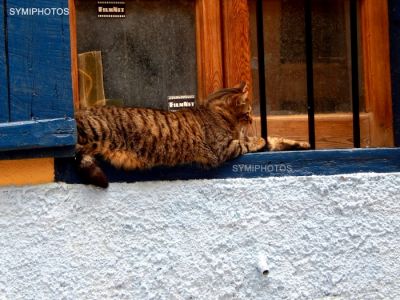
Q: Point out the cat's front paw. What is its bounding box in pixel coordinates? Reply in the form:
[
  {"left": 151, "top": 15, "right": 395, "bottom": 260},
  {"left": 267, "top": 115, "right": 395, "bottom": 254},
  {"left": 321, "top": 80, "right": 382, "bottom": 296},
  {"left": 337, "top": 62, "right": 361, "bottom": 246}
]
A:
[
  {"left": 247, "top": 136, "right": 266, "bottom": 152},
  {"left": 298, "top": 141, "right": 311, "bottom": 150},
  {"left": 256, "top": 137, "right": 266, "bottom": 150}
]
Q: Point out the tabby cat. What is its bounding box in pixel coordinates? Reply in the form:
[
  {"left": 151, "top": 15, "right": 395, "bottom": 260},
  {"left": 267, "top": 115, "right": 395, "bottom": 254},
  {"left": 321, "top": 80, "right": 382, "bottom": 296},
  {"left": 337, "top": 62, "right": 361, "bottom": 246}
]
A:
[{"left": 75, "top": 82, "right": 309, "bottom": 188}]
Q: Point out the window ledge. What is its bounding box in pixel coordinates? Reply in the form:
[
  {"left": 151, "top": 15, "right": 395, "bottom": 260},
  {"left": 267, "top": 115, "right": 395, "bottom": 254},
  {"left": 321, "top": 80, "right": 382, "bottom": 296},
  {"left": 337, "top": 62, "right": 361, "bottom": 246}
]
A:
[
  {"left": 55, "top": 148, "right": 400, "bottom": 184},
  {"left": 0, "top": 118, "right": 76, "bottom": 153}
]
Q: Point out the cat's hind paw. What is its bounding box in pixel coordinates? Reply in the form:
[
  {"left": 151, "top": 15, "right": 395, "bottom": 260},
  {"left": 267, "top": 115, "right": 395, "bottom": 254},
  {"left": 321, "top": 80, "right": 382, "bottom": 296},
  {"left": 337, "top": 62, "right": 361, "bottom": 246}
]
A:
[{"left": 76, "top": 154, "right": 109, "bottom": 188}]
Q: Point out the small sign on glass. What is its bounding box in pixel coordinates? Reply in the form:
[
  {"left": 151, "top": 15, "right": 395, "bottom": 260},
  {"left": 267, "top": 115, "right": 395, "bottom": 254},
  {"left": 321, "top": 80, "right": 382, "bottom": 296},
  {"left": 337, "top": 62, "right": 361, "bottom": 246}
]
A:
[
  {"left": 168, "top": 95, "right": 196, "bottom": 111},
  {"left": 97, "top": 1, "right": 126, "bottom": 18}
]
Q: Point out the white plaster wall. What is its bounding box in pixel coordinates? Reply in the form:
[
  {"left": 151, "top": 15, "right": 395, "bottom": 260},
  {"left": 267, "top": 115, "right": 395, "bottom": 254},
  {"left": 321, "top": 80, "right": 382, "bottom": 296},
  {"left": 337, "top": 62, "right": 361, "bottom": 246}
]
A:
[{"left": 0, "top": 173, "right": 400, "bottom": 300}]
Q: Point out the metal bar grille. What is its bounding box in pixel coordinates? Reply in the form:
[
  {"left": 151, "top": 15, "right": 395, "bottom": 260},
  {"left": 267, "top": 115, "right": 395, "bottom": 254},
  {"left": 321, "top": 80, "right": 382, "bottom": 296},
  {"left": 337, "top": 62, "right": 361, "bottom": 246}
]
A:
[
  {"left": 304, "top": 0, "right": 316, "bottom": 149},
  {"left": 350, "top": 0, "right": 361, "bottom": 148},
  {"left": 255, "top": 0, "right": 362, "bottom": 149},
  {"left": 256, "top": 0, "right": 268, "bottom": 142}
]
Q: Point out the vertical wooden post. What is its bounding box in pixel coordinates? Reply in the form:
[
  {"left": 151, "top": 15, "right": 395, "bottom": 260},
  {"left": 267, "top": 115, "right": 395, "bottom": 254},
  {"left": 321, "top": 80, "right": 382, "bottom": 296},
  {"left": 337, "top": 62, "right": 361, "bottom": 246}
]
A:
[
  {"left": 221, "top": 0, "right": 252, "bottom": 94},
  {"left": 195, "top": 0, "right": 224, "bottom": 102},
  {"left": 360, "top": 0, "right": 394, "bottom": 147}
]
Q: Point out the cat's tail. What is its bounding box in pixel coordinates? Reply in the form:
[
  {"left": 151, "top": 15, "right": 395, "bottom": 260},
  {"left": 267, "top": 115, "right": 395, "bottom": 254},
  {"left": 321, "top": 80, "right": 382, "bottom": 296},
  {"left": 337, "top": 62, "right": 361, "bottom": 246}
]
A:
[{"left": 75, "top": 153, "right": 109, "bottom": 188}]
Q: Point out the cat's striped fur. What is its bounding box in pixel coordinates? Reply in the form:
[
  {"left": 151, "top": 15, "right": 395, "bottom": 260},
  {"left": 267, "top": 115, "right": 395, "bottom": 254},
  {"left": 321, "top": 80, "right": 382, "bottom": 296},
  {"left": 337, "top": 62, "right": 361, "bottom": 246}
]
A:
[{"left": 75, "top": 82, "right": 309, "bottom": 187}]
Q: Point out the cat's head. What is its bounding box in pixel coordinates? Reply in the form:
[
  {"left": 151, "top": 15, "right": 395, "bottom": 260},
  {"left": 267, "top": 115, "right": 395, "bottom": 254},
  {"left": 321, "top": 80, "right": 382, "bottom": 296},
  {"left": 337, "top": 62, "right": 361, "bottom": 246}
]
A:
[{"left": 206, "top": 82, "right": 252, "bottom": 125}]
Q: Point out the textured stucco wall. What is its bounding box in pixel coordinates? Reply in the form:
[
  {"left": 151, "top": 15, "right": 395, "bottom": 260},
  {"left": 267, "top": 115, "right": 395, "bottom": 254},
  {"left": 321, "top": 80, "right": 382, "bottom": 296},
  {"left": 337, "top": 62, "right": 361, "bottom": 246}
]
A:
[{"left": 0, "top": 173, "right": 400, "bottom": 299}]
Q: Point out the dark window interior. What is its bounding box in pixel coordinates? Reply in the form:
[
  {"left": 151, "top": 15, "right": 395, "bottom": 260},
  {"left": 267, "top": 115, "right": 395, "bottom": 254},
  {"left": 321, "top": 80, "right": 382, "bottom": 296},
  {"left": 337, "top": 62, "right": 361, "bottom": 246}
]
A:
[
  {"left": 75, "top": 0, "right": 197, "bottom": 110},
  {"left": 249, "top": 0, "right": 364, "bottom": 115}
]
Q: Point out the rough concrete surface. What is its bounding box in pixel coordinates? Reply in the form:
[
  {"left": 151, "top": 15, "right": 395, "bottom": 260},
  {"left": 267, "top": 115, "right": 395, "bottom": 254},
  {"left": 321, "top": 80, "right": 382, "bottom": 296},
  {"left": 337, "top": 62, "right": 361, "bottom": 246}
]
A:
[{"left": 0, "top": 173, "right": 399, "bottom": 299}]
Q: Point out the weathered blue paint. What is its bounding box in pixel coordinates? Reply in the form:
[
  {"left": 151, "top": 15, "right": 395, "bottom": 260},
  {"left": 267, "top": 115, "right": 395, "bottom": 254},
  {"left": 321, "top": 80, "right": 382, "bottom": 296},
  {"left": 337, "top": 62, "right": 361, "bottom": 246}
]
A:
[
  {"left": 0, "top": 0, "right": 9, "bottom": 123},
  {"left": 0, "top": 0, "right": 76, "bottom": 154},
  {"left": 389, "top": 0, "right": 400, "bottom": 146},
  {"left": 55, "top": 148, "right": 400, "bottom": 184},
  {"left": 0, "top": 118, "right": 76, "bottom": 151},
  {"left": 6, "top": 0, "right": 73, "bottom": 122}
]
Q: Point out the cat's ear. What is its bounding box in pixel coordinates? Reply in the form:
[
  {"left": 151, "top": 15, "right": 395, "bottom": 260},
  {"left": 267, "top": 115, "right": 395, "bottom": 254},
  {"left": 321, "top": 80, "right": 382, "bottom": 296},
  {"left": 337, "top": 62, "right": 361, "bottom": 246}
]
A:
[
  {"left": 234, "top": 81, "right": 249, "bottom": 93},
  {"left": 235, "top": 82, "right": 249, "bottom": 102},
  {"left": 233, "top": 82, "right": 249, "bottom": 106},
  {"left": 235, "top": 93, "right": 249, "bottom": 107}
]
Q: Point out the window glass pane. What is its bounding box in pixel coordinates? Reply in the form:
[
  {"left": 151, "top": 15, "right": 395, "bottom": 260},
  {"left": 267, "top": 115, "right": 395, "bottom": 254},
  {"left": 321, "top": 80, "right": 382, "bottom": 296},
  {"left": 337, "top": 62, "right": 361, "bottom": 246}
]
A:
[
  {"left": 75, "top": 0, "right": 197, "bottom": 110},
  {"left": 312, "top": 0, "right": 364, "bottom": 113},
  {"left": 250, "top": 0, "right": 364, "bottom": 116}
]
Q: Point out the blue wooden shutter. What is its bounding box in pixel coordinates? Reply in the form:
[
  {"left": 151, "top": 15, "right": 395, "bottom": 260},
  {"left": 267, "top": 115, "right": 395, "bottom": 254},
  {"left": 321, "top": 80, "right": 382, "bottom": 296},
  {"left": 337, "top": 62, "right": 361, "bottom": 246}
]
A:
[
  {"left": 0, "top": 0, "right": 76, "bottom": 154},
  {"left": 0, "top": 0, "right": 9, "bottom": 123}
]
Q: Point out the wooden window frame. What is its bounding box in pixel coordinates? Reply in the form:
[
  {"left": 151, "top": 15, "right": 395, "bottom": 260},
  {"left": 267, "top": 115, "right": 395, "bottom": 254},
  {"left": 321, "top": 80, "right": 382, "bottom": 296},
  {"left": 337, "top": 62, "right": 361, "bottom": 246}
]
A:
[
  {"left": 223, "top": 0, "right": 394, "bottom": 149},
  {"left": 69, "top": 1, "right": 393, "bottom": 132},
  {"left": 72, "top": 0, "right": 390, "bottom": 149},
  {"left": 68, "top": 0, "right": 226, "bottom": 109},
  {"left": 56, "top": 0, "right": 400, "bottom": 184}
]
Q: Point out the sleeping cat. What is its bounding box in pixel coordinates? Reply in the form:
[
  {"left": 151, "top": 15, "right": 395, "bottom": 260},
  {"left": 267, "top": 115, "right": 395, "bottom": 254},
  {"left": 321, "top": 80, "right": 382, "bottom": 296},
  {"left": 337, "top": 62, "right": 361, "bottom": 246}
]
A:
[{"left": 75, "top": 82, "right": 309, "bottom": 188}]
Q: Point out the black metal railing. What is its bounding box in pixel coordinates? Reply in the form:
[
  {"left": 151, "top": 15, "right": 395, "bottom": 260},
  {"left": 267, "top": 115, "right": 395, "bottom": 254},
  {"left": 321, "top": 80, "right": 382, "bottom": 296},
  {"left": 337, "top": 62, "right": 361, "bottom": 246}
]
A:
[
  {"left": 256, "top": 0, "right": 268, "bottom": 140},
  {"left": 255, "top": 0, "right": 361, "bottom": 149},
  {"left": 350, "top": 0, "right": 361, "bottom": 148}
]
